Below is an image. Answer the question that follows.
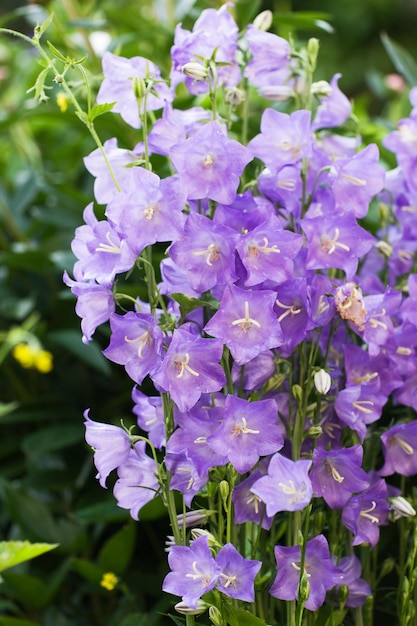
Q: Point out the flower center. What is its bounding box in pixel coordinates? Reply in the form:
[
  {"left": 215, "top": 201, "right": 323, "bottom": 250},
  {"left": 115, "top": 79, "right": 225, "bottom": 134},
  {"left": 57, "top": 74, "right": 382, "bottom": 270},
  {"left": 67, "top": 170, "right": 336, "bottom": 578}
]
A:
[
  {"left": 203, "top": 154, "right": 215, "bottom": 168},
  {"left": 186, "top": 561, "right": 212, "bottom": 587},
  {"left": 278, "top": 479, "right": 306, "bottom": 504},
  {"left": 231, "top": 416, "right": 260, "bottom": 436},
  {"left": 174, "top": 352, "right": 200, "bottom": 378},
  {"left": 144, "top": 203, "right": 158, "bottom": 220},
  {"left": 192, "top": 243, "right": 221, "bottom": 266},
  {"left": 248, "top": 237, "right": 280, "bottom": 257},
  {"left": 390, "top": 435, "right": 414, "bottom": 455},
  {"left": 276, "top": 298, "right": 302, "bottom": 323},
  {"left": 320, "top": 227, "right": 350, "bottom": 255},
  {"left": 231, "top": 301, "right": 261, "bottom": 332},
  {"left": 96, "top": 231, "right": 121, "bottom": 254},
  {"left": 124, "top": 330, "right": 152, "bottom": 358},
  {"left": 359, "top": 501, "right": 379, "bottom": 524}
]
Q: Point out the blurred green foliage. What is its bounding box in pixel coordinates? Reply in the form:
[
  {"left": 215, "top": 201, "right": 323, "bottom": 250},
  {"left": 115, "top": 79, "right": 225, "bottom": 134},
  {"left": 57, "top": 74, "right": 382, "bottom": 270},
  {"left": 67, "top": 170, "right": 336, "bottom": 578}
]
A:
[{"left": 0, "top": 0, "right": 416, "bottom": 624}]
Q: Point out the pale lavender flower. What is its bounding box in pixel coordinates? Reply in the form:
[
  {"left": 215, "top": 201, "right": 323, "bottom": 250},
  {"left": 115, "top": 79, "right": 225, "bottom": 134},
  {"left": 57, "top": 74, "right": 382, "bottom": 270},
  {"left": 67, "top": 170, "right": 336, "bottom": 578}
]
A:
[
  {"left": 312, "top": 73, "right": 351, "bottom": 130},
  {"left": 342, "top": 478, "right": 389, "bottom": 547},
  {"left": 151, "top": 327, "right": 226, "bottom": 412},
  {"left": 206, "top": 396, "right": 283, "bottom": 474},
  {"left": 113, "top": 441, "right": 159, "bottom": 519},
  {"left": 96, "top": 52, "right": 172, "bottom": 129},
  {"left": 270, "top": 535, "right": 342, "bottom": 611},
  {"left": 83, "top": 138, "right": 136, "bottom": 203},
  {"left": 215, "top": 544, "right": 262, "bottom": 602},
  {"left": 169, "top": 121, "right": 253, "bottom": 204},
  {"left": 84, "top": 409, "right": 131, "bottom": 488},
  {"left": 379, "top": 421, "right": 417, "bottom": 477},
  {"left": 162, "top": 535, "right": 220, "bottom": 608},
  {"left": 204, "top": 284, "right": 284, "bottom": 365},
  {"left": 251, "top": 453, "right": 313, "bottom": 516}
]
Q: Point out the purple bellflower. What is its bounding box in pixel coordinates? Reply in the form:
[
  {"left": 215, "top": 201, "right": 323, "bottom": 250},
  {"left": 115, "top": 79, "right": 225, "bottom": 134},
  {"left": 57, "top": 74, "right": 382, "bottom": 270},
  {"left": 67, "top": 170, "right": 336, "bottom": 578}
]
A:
[
  {"left": 342, "top": 478, "right": 389, "bottom": 547},
  {"left": 84, "top": 410, "right": 131, "bottom": 488},
  {"left": 132, "top": 388, "right": 166, "bottom": 450},
  {"left": 270, "top": 534, "right": 342, "bottom": 611},
  {"left": 248, "top": 109, "right": 312, "bottom": 173},
  {"left": 204, "top": 284, "right": 284, "bottom": 365},
  {"left": 333, "top": 555, "right": 371, "bottom": 608},
  {"left": 83, "top": 138, "right": 137, "bottom": 204},
  {"left": 103, "top": 312, "right": 164, "bottom": 385},
  {"left": 168, "top": 213, "right": 238, "bottom": 294},
  {"left": 162, "top": 535, "right": 220, "bottom": 609},
  {"left": 113, "top": 441, "right": 159, "bottom": 520},
  {"left": 96, "top": 52, "right": 172, "bottom": 129},
  {"left": 206, "top": 395, "right": 284, "bottom": 474},
  {"left": 215, "top": 543, "right": 262, "bottom": 602},
  {"left": 151, "top": 327, "right": 226, "bottom": 412},
  {"left": 251, "top": 453, "right": 313, "bottom": 516},
  {"left": 310, "top": 445, "right": 370, "bottom": 509},
  {"left": 312, "top": 73, "right": 351, "bottom": 131},
  {"left": 236, "top": 214, "right": 303, "bottom": 287},
  {"left": 169, "top": 121, "right": 253, "bottom": 205},
  {"left": 379, "top": 420, "right": 417, "bottom": 477},
  {"left": 105, "top": 168, "right": 186, "bottom": 256},
  {"left": 63, "top": 272, "right": 115, "bottom": 344}
]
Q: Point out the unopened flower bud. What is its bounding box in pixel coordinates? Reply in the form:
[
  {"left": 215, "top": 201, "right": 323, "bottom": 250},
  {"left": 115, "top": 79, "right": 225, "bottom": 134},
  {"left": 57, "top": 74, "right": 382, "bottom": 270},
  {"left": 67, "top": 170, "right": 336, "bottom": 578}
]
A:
[
  {"left": 132, "top": 76, "right": 146, "bottom": 100},
  {"left": 175, "top": 600, "right": 208, "bottom": 615},
  {"left": 182, "top": 61, "right": 208, "bottom": 81},
  {"left": 305, "top": 425, "right": 323, "bottom": 439},
  {"left": 307, "top": 37, "right": 320, "bottom": 70},
  {"left": 219, "top": 480, "right": 229, "bottom": 504},
  {"left": 225, "top": 87, "right": 245, "bottom": 106},
  {"left": 253, "top": 9, "right": 273, "bottom": 31},
  {"left": 176, "top": 509, "right": 212, "bottom": 529},
  {"left": 190, "top": 528, "right": 219, "bottom": 548},
  {"left": 337, "top": 583, "right": 349, "bottom": 605},
  {"left": 208, "top": 605, "right": 223, "bottom": 626},
  {"left": 292, "top": 384, "right": 303, "bottom": 404},
  {"left": 389, "top": 496, "right": 416, "bottom": 521},
  {"left": 311, "top": 80, "right": 332, "bottom": 98},
  {"left": 314, "top": 369, "right": 332, "bottom": 395},
  {"left": 298, "top": 571, "right": 310, "bottom": 604}
]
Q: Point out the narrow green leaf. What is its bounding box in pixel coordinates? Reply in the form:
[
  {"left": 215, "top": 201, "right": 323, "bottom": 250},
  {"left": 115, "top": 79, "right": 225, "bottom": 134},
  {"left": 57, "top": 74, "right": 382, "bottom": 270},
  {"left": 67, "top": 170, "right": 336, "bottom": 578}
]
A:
[
  {"left": 48, "top": 329, "right": 111, "bottom": 376},
  {"left": 381, "top": 32, "right": 417, "bottom": 86},
  {"left": 0, "top": 542, "right": 58, "bottom": 573},
  {"left": 21, "top": 423, "right": 83, "bottom": 458},
  {"left": 34, "top": 12, "right": 54, "bottom": 39},
  {"left": 46, "top": 40, "right": 67, "bottom": 63}
]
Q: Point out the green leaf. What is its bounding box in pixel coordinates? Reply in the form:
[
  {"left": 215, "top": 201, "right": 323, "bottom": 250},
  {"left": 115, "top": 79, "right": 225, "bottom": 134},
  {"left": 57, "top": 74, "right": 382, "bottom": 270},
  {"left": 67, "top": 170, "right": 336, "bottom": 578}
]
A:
[
  {"left": 21, "top": 423, "right": 83, "bottom": 459},
  {"left": 48, "top": 329, "right": 111, "bottom": 376},
  {"left": 1, "top": 572, "right": 49, "bottom": 611},
  {"left": 223, "top": 605, "right": 267, "bottom": 626},
  {"left": 170, "top": 292, "right": 219, "bottom": 318},
  {"left": 74, "top": 500, "right": 129, "bottom": 524},
  {"left": 34, "top": 12, "right": 54, "bottom": 39},
  {"left": 273, "top": 11, "right": 333, "bottom": 31},
  {"left": 46, "top": 40, "right": 67, "bottom": 63},
  {"left": 0, "top": 402, "right": 18, "bottom": 418},
  {"left": 0, "top": 542, "right": 58, "bottom": 573},
  {"left": 98, "top": 522, "right": 136, "bottom": 575},
  {"left": 88, "top": 102, "right": 116, "bottom": 121},
  {"left": 381, "top": 32, "right": 417, "bottom": 86},
  {"left": 71, "top": 557, "right": 103, "bottom": 584}
]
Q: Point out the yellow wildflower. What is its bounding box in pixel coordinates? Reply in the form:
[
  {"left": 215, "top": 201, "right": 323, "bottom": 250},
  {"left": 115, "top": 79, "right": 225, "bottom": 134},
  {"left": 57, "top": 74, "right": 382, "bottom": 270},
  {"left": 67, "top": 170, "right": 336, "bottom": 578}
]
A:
[
  {"left": 56, "top": 91, "right": 68, "bottom": 113},
  {"left": 34, "top": 350, "right": 53, "bottom": 373},
  {"left": 12, "top": 344, "right": 35, "bottom": 368},
  {"left": 100, "top": 572, "right": 118, "bottom": 591}
]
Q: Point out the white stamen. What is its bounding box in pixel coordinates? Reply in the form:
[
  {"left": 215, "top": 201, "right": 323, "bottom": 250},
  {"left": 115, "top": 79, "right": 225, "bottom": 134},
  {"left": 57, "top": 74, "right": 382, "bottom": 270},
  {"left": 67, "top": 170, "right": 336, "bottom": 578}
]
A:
[{"left": 231, "top": 300, "right": 261, "bottom": 331}]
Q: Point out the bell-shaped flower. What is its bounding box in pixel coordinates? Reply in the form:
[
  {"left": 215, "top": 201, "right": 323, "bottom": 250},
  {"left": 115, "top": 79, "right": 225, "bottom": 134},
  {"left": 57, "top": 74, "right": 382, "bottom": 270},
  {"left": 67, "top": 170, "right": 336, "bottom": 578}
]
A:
[
  {"left": 312, "top": 73, "right": 352, "bottom": 131},
  {"left": 248, "top": 109, "right": 312, "bottom": 173},
  {"left": 206, "top": 396, "right": 283, "bottom": 474},
  {"left": 132, "top": 388, "right": 165, "bottom": 449},
  {"left": 169, "top": 121, "right": 253, "bottom": 205},
  {"left": 379, "top": 420, "right": 417, "bottom": 477},
  {"left": 113, "top": 441, "right": 159, "bottom": 519},
  {"left": 162, "top": 535, "right": 220, "bottom": 609},
  {"left": 342, "top": 478, "right": 389, "bottom": 547},
  {"left": 215, "top": 544, "right": 262, "bottom": 602},
  {"left": 310, "top": 445, "right": 370, "bottom": 509},
  {"left": 168, "top": 213, "right": 238, "bottom": 294},
  {"left": 83, "top": 138, "right": 137, "bottom": 204},
  {"left": 84, "top": 409, "right": 131, "bottom": 488},
  {"left": 204, "top": 284, "right": 284, "bottom": 365},
  {"left": 300, "top": 215, "right": 375, "bottom": 280},
  {"left": 96, "top": 52, "right": 172, "bottom": 129},
  {"left": 103, "top": 312, "right": 164, "bottom": 384},
  {"left": 270, "top": 534, "right": 342, "bottom": 611},
  {"left": 251, "top": 453, "right": 313, "bottom": 516},
  {"left": 151, "top": 328, "right": 226, "bottom": 412}
]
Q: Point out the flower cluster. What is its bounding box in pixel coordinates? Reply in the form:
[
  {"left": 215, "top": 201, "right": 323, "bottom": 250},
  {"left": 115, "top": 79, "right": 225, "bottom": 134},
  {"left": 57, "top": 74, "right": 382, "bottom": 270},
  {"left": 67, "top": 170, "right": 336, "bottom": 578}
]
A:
[{"left": 67, "top": 5, "right": 417, "bottom": 624}]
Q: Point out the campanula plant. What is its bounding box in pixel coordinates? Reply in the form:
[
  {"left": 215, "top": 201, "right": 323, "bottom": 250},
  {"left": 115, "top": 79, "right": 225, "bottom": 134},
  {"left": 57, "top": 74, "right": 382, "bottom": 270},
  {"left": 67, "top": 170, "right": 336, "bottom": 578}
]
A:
[{"left": 5, "top": 4, "right": 417, "bottom": 625}]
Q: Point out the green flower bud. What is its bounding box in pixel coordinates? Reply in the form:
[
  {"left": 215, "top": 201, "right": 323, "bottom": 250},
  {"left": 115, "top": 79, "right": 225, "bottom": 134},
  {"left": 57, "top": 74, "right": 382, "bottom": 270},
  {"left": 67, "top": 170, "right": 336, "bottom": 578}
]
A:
[
  {"left": 253, "top": 10, "right": 273, "bottom": 31},
  {"left": 307, "top": 38, "right": 320, "bottom": 70},
  {"left": 208, "top": 605, "right": 223, "bottom": 626},
  {"left": 132, "top": 76, "right": 146, "bottom": 100}
]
